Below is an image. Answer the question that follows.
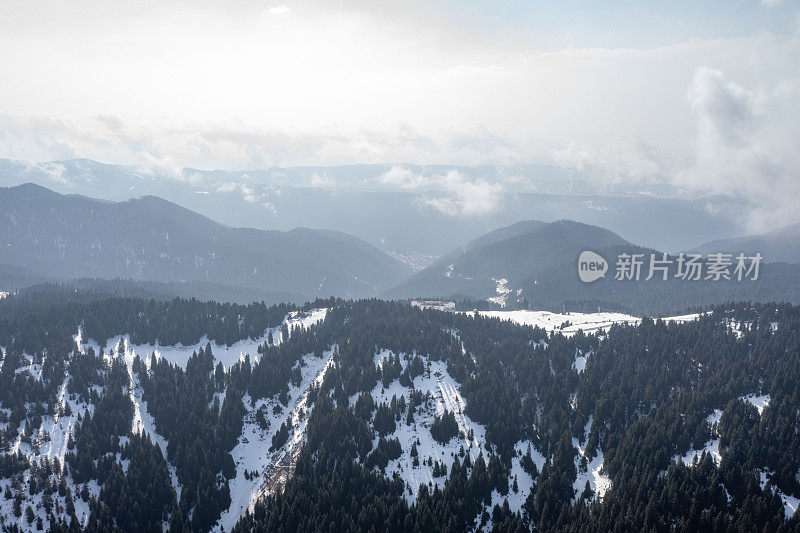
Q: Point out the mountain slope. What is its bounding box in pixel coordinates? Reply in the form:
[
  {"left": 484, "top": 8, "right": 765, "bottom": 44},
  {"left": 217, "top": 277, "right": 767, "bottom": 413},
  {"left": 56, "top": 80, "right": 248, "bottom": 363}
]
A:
[
  {"left": 460, "top": 219, "right": 548, "bottom": 251},
  {"left": 385, "top": 218, "right": 800, "bottom": 315},
  {"left": 385, "top": 219, "right": 628, "bottom": 300},
  {"left": 695, "top": 224, "right": 800, "bottom": 263},
  {"left": 2, "top": 294, "right": 800, "bottom": 531},
  {"left": 0, "top": 183, "right": 412, "bottom": 298}
]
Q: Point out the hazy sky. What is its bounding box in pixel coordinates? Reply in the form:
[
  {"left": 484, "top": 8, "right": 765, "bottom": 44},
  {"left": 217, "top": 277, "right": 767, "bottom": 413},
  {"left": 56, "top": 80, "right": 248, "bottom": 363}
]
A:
[{"left": 1, "top": 0, "right": 799, "bottom": 228}]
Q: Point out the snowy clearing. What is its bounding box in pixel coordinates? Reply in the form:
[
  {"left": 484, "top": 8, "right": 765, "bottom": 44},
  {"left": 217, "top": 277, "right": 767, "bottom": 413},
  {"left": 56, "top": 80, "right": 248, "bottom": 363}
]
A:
[
  {"left": 741, "top": 393, "right": 771, "bottom": 415},
  {"left": 572, "top": 417, "right": 611, "bottom": 500},
  {"left": 760, "top": 471, "right": 800, "bottom": 518},
  {"left": 474, "top": 310, "right": 702, "bottom": 337},
  {"left": 487, "top": 278, "right": 511, "bottom": 307},
  {"left": 573, "top": 349, "right": 593, "bottom": 373},
  {"left": 75, "top": 308, "right": 328, "bottom": 370},
  {"left": 674, "top": 409, "right": 723, "bottom": 467},
  {"left": 217, "top": 348, "right": 336, "bottom": 531},
  {"left": 364, "top": 351, "right": 488, "bottom": 500}
]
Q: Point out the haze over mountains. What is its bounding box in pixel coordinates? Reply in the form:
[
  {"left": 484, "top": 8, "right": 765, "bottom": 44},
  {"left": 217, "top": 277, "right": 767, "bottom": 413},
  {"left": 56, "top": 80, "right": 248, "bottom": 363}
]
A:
[
  {"left": 0, "top": 183, "right": 410, "bottom": 300},
  {"left": 386, "top": 220, "right": 629, "bottom": 301},
  {"left": 389, "top": 218, "right": 800, "bottom": 315},
  {"left": 2, "top": 182, "right": 799, "bottom": 315},
  {"left": 0, "top": 157, "right": 749, "bottom": 257},
  {"left": 695, "top": 224, "right": 800, "bottom": 264}
]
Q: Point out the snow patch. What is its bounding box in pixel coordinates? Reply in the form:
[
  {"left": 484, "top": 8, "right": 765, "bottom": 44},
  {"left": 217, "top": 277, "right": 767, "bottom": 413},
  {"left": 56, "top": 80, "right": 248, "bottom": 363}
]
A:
[
  {"left": 500, "top": 440, "right": 545, "bottom": 513},
  {"left": 365, "top": 352, "right": 487, "bottom": 499},
  {"left": 74, "top": 308, "right": 328, "bottom": 370},
  {"left": 487, "top": 278, "right": 511, "bottom": 307},
  {"left": 218, "top": 348, "right": 336, "bottom": 531},
  {"left": 674, "top": 409, "right": 723, "bottom": 467},
  {"left": 474, "top": 310, "right": 702, "bottom": 337},
  {"left": 573, "top": 349, "right": 593, "bottom": 373},
  {"left": 760, "top": 470, "right": 800, "bottom": 517},
  {"left": 573, "top": 417, "right": 611, "bottom": 500},
  {"left": 741, "top": 393, "right": 770, "bottom": 415}
]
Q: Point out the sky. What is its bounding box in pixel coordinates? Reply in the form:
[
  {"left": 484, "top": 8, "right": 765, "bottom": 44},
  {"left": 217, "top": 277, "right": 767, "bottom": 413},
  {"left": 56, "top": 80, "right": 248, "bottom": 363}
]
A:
[{"left": 0, "top": 0, "right": 799, "bottom": 229}]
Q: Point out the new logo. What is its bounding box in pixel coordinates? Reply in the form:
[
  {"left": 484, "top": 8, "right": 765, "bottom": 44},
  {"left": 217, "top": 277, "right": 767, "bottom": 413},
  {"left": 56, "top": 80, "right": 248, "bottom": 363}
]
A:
[{"left": 578, "top": 251, "right": 608, "bottom": 283}]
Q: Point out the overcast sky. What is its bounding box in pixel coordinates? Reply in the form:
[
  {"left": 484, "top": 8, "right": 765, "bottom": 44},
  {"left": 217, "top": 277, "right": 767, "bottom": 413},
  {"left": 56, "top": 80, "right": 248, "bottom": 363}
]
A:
[{"left": 1, "top": 0, "right": 799, "bottom": 228}]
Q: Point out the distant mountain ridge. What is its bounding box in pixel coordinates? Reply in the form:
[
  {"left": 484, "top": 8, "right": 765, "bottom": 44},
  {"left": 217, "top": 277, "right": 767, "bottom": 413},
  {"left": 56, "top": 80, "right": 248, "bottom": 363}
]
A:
[
  {"left": 385, "top": 220, "right": 629, "bottom": 300},
  {"left": 0, "top": 157, "right": 749, "bottom": 255},
  {"left": 695, "top": 224, "right": 800, "bottom": 263},
  {"left": 385, "top": 218, "right": 800, "bottom": 315},
  {"left": 0, "top": 183, "right": 412, "bottom": 299}
]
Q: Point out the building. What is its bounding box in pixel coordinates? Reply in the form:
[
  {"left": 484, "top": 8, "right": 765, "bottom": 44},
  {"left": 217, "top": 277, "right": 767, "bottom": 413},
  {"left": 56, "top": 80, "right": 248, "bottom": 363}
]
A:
[{"left": 410, "top": 299, "right": 456, "bottom": 311}]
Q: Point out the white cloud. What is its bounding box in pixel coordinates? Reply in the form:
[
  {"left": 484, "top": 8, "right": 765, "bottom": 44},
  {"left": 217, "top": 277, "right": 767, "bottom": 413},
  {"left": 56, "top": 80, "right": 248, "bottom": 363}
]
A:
[
  {"left": 309, "top": 173, "right": 336, "bottom": 189},
  {"left": 378, "top": 166, "right": 503, "bottom": 216},
  {"left": 424, "top": 171, "right": 504, "bottom": 216},
  {"left": 268, "top": 5, "right": 290, "bottom": 15},
  {"left": 216, "top": 182, "right": 239, "bottom": 193},
  {"left": 0, "top": 1, "right": 799, "bottom": 231},
  {"left": 31, "top": 162, "right": 69, "bottom": 185},
  {"left": 688, "top": 67, "right": 756, "bottom": 153},
  {"left": 551, "top": 137, "right": 670, "bottom": 189},
  {"left": 216, "top": 181, "right": 277, "bottom": 214},
  {"left": 677, "top": 66, "right": 800, "bottom": 231},
  {"left": 378, "top": 166, "right": 430, "bottom": 189}
]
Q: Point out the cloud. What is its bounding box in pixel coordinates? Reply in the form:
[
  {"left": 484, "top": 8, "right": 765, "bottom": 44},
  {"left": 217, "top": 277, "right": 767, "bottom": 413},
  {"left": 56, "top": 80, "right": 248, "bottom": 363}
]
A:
[
  {"left": 93, "top": 114, "right": 187, "bottom": 180},
  {"left": 31, "top": 162, "right": 69, "bottom": 185},
  {"left": 688, "top": 67, "right": 756, "bottom": 152},
  {"left": 677, "top": 66, "right": 800, "bottom": 231},
  {"left": 309, "top": 173, "right": 336, "bottom": 189},
  {"left": 216, "top": 181, "right": 277, "bottom": 214},
  {"left": 378, "top": 166, "right": 430, "bottom": 189},
  {"left": 215, "top": 182, "right": 238, "bottom": 193},
  {"left": 267, "top": 5, "right": 289, "bottom": 15},
  {"left": 551, "top": 137, "right": 671, "bottom": 189},
  {"left": 378, "top": 166, "right": 504, "bottom": 216},
  {"left": 424, "top": 171, "right": 504, "bottom": 216},
  {"left": 1, "top": 2, "right": 799, "bottom": 234}
]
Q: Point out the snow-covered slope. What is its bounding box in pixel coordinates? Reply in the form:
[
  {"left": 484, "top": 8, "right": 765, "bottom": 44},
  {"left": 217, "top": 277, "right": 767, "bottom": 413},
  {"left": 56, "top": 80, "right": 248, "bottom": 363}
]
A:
[
  {"left": 0, "top": 309, "right": 330, "bottom": 532},
  {"left": 475, "top": 310, "right": 702, "bottom": 336},
  {"left": 75, "top": 308, "right": 328, "bottom": 370},
  {"left": 572, "top": 417, "right": 611, "bottom": 501},
  {"left": 219, "top": 347, "right": 336, "bottom": 530},
  {"left": 0, "top": 337, "right": 101, "bottom": 530},
  {"left": 362, "top": 350, "right": 490, "bottom": 499}
]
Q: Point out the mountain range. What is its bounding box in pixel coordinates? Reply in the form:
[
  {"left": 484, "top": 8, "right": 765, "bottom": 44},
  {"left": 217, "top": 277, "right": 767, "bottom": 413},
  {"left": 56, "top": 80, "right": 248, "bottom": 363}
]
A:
[
  {"left": 0, "top": 183, "right": 410, "bottom": 300},
  {"left": 387, "top": 218, "right": 800, "bottom": 315},
  {"left": 695, "top": 224, "right": 800, "bottom": 263},
  {"left": 385, "top": 220, "right": 628, "bottom": 301},
  {"left": 2, "top": 183, "right": 799, "bottom": 315},
  {"left": 0, "top": 157, "right": 750, "bottom": 256}
]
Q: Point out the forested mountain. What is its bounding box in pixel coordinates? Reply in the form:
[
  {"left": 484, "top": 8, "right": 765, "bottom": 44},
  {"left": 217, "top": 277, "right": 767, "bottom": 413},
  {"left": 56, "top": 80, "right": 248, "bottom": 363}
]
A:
[
  {"left": 516, "top": 249, "right": 800, "bottom": 316},
  {"left": 1, "top": 290, "right": 800, "bottom": 531},
  {"left": 458, "top": 220, "right": 549, "bottom": 251},
  {"left": 4, "top": 277, "right": 309, "bottom": 306},
  {"left": 0, "top": 158, "right": 747, "bottom": 256},
  {"left": 696, "top": 224, "right": 800, "bottom": 263},
  {"left": 412, "top": 219, "right": 549, "bottom": 280},
  {"left": 386, "top": 219, "right": 800, "bottom": 316},
  {"left": 0, "top": 184, "right": 411, "bottom": 299},
  {"left": 385, "top": 220, "right": 628, "bottom": 301}
]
